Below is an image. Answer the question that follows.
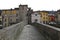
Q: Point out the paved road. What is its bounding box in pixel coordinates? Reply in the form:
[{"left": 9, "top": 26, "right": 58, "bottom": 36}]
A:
[{"left": 17, "top": 25, "right": 46, "bottom": 40}]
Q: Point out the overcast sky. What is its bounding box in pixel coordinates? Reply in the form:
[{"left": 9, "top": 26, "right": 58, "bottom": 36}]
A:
[{"left": 0, "top": 0, "right": 60, "bottom": 11}]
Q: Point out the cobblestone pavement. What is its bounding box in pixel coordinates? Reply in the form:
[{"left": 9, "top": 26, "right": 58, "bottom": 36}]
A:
[{"left": 17, "top": 25, "right": 46, "bottom": 40}]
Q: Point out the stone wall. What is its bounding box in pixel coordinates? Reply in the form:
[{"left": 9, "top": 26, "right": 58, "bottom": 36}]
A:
[
  {"left": 0, "top": 21, "right": 27, "bottom": 40},
  {"left": 32, "top": 23, "right": 60, "bottom": 40}
]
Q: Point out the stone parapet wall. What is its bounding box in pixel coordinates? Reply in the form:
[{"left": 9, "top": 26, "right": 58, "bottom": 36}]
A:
[
  {"left": 32, "top": 23, "right": 60, "bottom": 40},
  {"left": 0, "top": 21, "right": 27, "bottom": 40}
]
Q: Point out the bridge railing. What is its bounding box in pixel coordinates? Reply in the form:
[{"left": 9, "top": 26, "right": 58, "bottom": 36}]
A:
[
  {"left": 0, "top": 21, "right": 27, "bottom": 40},
  {"left": 31, "top": 23, "right": 60, "bottom": 40}
]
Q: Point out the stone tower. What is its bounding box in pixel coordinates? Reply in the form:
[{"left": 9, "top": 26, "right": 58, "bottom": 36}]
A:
[{"left": 19, "top": 5, "right": 28, "bottom": 23}]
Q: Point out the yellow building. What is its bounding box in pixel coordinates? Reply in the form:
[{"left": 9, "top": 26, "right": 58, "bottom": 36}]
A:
[
  {"left": 3, "top": 15, "right": 9, "bottom": 27},
  {"left": 1, "top": 8, "right": 19, "bottom": 27},
  {"left": 0, "top": 15, "right": 3, "bottom": 28},
  {"left": 0, "top": 16, "right": 2, "bottom": 26},
  {"left": 2, "top": 9, "right": 17, "bottom": 27},
  {"left": 9, "top": 9, "right": 17, "bottom": 24},
  {"left": 0, "top": 16, "right": 2, "bottom": 21},
  {"left": 12, "top": 10, "right": 16, "bottom": 14},
  {"left": 2, "top": 9, "right": 16, "bottom": 15},
  {"left": 2, "top": 10, "right": 10, "bottom": 27},
  {"left": 2, "top": 10, "right": 10, "bottom": 15},
  {"left": 40, "top": 11, "right": 49, "bottom": 24}
]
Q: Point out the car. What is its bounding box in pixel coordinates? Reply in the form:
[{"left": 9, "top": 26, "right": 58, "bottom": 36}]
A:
[{"left": 49, "top": 22, "right": 56, "bottom": 24}]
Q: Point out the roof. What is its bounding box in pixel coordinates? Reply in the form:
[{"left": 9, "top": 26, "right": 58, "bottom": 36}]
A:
[
  {"left": 33, "top": 11, "right": 40, "bottom": 13},
  {"left": 40, "top": 11, "right": 49, "bottom": 13},
  {"left": 0, "top": 10, "right": 2, "bottom": 13},
  {"left": 14, "top": 8, "right": 19, "bottom": 10},
  {"left": 2, "top": 8, "right": 19, "bottom": 11},
  {"left": 57, "top": 9, "right": 60, "bottom": 12},
  {"left": 2, "top": 9, "right": 11, "bottom": 11},
  {"left": 48, "top": 11, "right": 56, "bottom": 14},
  {"left": 19, "top": 4, "right": 28, "bottom": 7}
]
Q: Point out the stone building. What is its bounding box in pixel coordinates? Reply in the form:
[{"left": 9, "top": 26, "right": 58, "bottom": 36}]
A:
[
  {"left": 14, "top": 8, "right": 20, "bottom": 23},
  {"left": 9, "top": 9, "right": 17, "bottom": 25},
  {"left": 2, "top": 10, "right": 10, "bottom": 27},
  {"left": 0, "top": 10, "right": 3, "bottom": 28},
  {"left": 2, "top": 15, "right": 9, "bottom": 27},
  {"left": 19, "top": 5, "right": 28, "bottom": 23},
  {"left": 1, "top": 8, "right": 20, "bottom": 27},
  {"left": 1, "top": 4, "right": 29, "bottom": 27},
  {"left": 27, "top": 8, "right": 33, "bottom": 24}
]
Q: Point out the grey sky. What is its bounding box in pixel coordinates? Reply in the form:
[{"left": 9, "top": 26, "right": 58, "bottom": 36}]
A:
[{"left": 0, "top": 0, "right": 60, "bottom": 11}]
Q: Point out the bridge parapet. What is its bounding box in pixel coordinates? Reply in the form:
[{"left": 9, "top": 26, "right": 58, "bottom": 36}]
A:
[
  {"left": 31, "top": 23, "right": 60, "bottom": 40},
  {"left": 0, "top": 21, "right": 27, "bottom": 40}
]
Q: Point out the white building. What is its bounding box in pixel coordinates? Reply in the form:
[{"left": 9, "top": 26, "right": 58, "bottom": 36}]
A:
[{"left": 31, "top": 12, "right": 41, "bottom": 23}]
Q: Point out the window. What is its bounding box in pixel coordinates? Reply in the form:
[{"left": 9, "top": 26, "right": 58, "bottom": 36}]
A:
[
  {"left": 46, "top": 14, "right": 47, "bottom": 16},
  {"left": 0, "top": 13, "right": 1, "bottom": 15},
  {"left": 0, "top": 21, "right": 2, "bottom": 24},
  {"left": 46, "top": 17, "right": 48, "bottom": 19},
  {"left": 2, "top": 16, "right": 4, "bottom": 19},
  {"left": 16, "top": 19, "right": 19, "bottom": 23},
  {"left": 23, "top": 7, "right": 24, "bottom": 9},
  {"left": 35, "top": 14, "right": 37, "bottom": 16},
  {"left": 43, "top": 21, "right": 45, "bottom": 24},
  {"left": 41, "top": 15, "right": 42, "bottom": 17},
  {"left": 34, "top": 19, "right": 38, "bottom": 23},
  {"left": 5, "top": 23, "right": 6, "bottom": 27},
  {"left": 5, "top": 19, "right": 6, "bottom": 22},
  {"left": 43, "top": 17, "right": 45, "bottom": 19},
  {"left": 6, "top": 11, "right": 9, "bottom": 13},
  {"left": 46, "top": 21, "right": 47, "bottom": 23},
  {"left": 13, "top": 10, "right": 16, "bottom": 14},
  {"left": 10, "top": 19, "right": 12, "bottom": 21},
  {"left": 12, "top": 10, "right": 16, "bottom": 14},
  {"left": 16, "top": 14, "right": 18, "bottom": 17},
  {"left": 3, "top": 11, "right": 5, "bottom": 13},
  {"left": 43, "top": 13, "right": 45, "bottom": 15}
]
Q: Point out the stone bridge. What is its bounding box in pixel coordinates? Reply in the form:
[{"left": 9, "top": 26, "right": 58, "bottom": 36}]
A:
[{"left": 0, "top": 21, "right": 60, "bottom": 40}]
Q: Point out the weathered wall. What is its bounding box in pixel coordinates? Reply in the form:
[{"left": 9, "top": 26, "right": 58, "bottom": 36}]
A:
[
  {"left": 0, "top": 21, "right": 27, "bottom": 40},
  {"left": 32, "top": 23, "right": 60, "bottom": 40}
]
